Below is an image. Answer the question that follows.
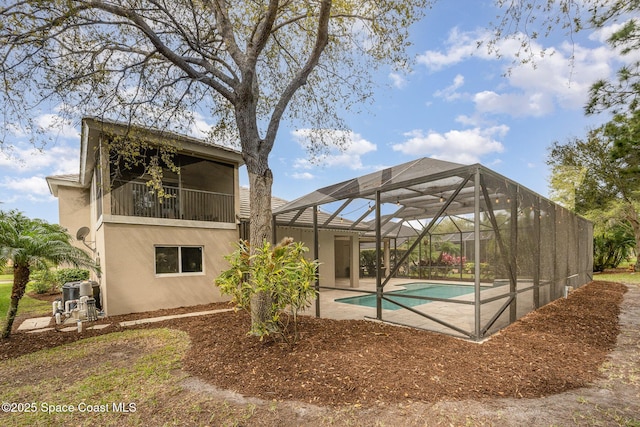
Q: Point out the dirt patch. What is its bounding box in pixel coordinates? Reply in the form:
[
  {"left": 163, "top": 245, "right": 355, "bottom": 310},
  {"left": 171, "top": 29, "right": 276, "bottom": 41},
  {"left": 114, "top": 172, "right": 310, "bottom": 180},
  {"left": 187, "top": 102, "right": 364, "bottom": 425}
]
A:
[{"left": 2, "top": 280, "right": 638, "bottom": 426}]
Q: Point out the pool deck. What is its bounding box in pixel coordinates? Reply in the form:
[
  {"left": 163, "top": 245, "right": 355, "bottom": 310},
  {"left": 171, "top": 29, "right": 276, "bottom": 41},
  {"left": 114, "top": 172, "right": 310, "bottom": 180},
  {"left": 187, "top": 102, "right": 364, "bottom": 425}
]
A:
[{"left": 304, "top": 277, "right": 544, "bottom": 339}]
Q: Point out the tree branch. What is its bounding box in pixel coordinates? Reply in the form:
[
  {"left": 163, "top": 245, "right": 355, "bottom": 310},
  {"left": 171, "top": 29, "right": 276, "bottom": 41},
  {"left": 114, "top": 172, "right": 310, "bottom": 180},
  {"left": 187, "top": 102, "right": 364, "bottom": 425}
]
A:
[
  {"left": 263, "top": 0, "right": 332, "bottom": 154},
  {"left": 83, "top": 0, "right": 236, "bottom": 102}
]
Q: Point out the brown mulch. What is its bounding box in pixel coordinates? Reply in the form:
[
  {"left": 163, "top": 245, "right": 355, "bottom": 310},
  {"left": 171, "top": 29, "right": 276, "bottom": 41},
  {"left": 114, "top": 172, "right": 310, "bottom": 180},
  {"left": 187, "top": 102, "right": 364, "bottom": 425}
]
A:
[{"left": 0, "top": 281, "right": 627, "bottom": 407}]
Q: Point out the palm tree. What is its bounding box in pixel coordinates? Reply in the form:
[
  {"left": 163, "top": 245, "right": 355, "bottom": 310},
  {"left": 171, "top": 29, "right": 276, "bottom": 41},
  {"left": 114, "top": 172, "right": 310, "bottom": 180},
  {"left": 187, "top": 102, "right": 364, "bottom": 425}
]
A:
[{"left": 0, "top": 210, "right": 96, "bottom": 338}]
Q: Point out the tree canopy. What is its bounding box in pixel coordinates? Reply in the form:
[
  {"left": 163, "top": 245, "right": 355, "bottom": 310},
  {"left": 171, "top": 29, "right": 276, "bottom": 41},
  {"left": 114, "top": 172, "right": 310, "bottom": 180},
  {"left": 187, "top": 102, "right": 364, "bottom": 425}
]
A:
[
  {"left": 547, "top": 111, "right": 640, "bottom": 270},
  {"left": 0, "top": 0, "right": 428, "bottom": 245}
]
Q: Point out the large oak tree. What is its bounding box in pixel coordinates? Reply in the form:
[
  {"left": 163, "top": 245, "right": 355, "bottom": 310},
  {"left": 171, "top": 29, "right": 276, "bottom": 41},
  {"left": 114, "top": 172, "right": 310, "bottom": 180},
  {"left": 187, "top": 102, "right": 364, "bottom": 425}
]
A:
[{"left": 0, "top": 0, "right": 427, "bottom": 329}]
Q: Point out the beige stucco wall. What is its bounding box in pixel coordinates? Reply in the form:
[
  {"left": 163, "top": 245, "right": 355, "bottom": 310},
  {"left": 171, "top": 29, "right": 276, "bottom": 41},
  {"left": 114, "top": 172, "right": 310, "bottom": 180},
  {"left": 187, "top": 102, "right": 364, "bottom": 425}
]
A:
[
  {"left": 57, "top": 186, "right": 91, "bottom": 250},
  {"left": 100, "top": 222, "right": 237, "bottom": 316},
  {"left": 275, "top": 227, "right": 360, "bottom": 288}
]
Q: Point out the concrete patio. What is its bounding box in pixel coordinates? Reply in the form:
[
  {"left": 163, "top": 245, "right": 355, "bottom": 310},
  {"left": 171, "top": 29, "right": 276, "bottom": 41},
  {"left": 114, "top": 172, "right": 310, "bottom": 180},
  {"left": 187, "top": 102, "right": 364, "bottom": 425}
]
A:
[{"left": 305, "top": 277, "right": 548, "bottom": 339}]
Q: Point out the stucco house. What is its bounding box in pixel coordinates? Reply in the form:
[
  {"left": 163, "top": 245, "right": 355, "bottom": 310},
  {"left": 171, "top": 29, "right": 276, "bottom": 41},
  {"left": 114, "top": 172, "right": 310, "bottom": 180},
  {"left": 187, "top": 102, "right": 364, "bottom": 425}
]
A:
[
  {"left": 47, "top": 118, "right": 592, "bottom": 340},
  {"left": 47, "top": 118, "right": 359, "bottom": 316},
  {"left": 47, "top": 118, "right": 245, "bottom": 315}
]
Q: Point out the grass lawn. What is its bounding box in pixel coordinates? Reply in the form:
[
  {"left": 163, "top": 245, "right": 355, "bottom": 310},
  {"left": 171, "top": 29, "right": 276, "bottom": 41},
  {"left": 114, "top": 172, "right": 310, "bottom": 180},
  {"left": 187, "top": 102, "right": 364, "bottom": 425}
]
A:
[
  {"left": 593, "top": 271, "right": 640, "bottom": 284},
  {"left": 0, "top": 280, "right": 53, "bottom": 324},
  {"left": 0, "top": 329, "right": 195, "bottom": 427}
]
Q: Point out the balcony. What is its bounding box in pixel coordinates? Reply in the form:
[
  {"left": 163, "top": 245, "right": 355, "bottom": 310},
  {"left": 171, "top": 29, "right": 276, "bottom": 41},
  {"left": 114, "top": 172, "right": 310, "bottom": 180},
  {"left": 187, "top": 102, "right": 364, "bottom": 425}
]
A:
[{"left": 110, "top": 181, "right": 235, "bottom": 223}]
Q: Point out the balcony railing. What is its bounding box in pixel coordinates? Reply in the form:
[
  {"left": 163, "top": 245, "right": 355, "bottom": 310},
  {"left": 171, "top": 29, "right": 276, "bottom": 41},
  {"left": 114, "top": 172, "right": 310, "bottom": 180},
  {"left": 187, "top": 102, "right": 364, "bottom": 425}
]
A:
[{"left": 110, "top": 181, "right": 235, "bottom": 223}]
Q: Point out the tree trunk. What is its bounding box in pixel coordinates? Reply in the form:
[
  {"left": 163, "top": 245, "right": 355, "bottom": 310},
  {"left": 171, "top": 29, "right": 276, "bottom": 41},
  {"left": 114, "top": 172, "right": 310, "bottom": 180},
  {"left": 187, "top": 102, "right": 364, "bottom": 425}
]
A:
[
  {"left": 625, "top": 204, "right": 640, "bottom": 272},
  {"left": 248, "top": 169, "right": 273, "bottom": 246},
  {"left": 631, "top": 222, "right": 640, "bottom": 272},
  {"left": 248, "top": 168, "right": 275, "bottom": 334},
  {"left": 2, "top": 265, "right": 30, "bottom": 339}
]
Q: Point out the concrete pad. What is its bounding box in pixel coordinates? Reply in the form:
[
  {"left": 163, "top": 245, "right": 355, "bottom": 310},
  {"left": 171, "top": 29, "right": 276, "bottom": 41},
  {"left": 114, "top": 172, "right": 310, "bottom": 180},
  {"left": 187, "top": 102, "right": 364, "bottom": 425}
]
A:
[
  {"left": 26, "top": 327, "right": 55, "bottom": 334},
  {"left": 119, "top": 308, "right": 233, "bottom": 327},
  {"left": 17, "top": 316, "right": 52, "bottom": 331},
  {"left": 87, "top": 324, "right": 111, "bottom": 330}
]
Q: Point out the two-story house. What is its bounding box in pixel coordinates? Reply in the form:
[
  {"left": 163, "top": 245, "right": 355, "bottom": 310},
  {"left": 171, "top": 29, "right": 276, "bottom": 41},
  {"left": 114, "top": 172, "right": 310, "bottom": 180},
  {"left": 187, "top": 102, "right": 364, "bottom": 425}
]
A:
[{"left": 47, "top": 118, "right": 244, "bottom": 315}]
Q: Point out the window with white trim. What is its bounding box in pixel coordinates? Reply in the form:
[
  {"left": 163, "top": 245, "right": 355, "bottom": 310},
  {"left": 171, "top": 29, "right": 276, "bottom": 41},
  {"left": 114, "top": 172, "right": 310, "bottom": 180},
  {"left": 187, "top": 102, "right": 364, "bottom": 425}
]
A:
[{"left": 155, "top": 246, "right": 203, "bottom": 275}]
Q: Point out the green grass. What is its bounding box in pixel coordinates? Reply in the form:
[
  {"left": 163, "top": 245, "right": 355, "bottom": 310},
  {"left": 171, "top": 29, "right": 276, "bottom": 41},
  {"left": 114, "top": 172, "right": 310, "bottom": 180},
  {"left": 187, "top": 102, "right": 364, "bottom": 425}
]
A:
[
  {"left": 0, "top": 280, "right": 53, "bottom": 323},
  {"left": 0, "top": 328, "right": 192, "bottom": 427},
  {"left": 593, "top": 272, "right": 640, "bottom": 285}
]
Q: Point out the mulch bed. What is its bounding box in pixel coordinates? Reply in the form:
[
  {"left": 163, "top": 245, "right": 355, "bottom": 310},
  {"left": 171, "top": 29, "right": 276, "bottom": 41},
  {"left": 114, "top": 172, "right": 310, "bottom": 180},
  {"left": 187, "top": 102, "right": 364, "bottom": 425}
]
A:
[{"left": 0, "top": 281, "right": 627, "bottom": 406}]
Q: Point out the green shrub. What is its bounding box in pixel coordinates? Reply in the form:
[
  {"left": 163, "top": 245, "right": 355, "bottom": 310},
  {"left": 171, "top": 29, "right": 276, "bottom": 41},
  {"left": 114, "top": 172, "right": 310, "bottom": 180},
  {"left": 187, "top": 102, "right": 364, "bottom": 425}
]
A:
[
  {"left": 30, "top": 279, "right": 53, "bottom": 294},
  {"left": 29, "top": 268, "right": 91, "bottom": 294},
  {"left": 215, "top": 238, "right": 319, "bottom": 345},
  {"left": 56, "top": 268, "right": 90, "bottom": 285},
  {"left": 29, "top": 268, "right": 58, "bottom": 294}
]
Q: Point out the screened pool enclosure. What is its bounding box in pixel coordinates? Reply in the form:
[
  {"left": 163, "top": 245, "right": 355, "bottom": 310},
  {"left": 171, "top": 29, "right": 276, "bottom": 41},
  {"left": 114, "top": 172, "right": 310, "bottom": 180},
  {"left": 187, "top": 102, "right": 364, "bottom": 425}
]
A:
[{"left": 273, "top": 158, "right": 593, "bottom": 340}]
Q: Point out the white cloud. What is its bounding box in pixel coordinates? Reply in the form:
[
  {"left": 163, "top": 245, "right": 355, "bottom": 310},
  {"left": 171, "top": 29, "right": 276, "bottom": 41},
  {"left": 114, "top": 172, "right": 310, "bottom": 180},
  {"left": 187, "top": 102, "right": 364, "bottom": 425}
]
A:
[
  {"left": 473, "top": 90, "right": 554, "bottom": 117},
  {"left": 36, "top": 114, "right": 79, "bottom": 139},
  {"left": 293, "top": 158, "right": 313, "bottom": 170},
  {"left": 291, "top": 172, "right": 315, "bottom": 180},
  {"left": 419, "top": 26, "right": 624, "bottom": 118},
  {"left": 455, "top": 114, "right": 482, "bottom": 126},
  {"left": 188, "top": 115, "right": 213, "bottom": 139},
  {"left": 5, "top": 111, "right": 80, "bottom": 140},
  {"left": 0, "top": 143, "right": 79, "bottom": 175},
  {"left": 417, "top": 27, "right": 484, "bottom": 71},
  {"left": 587, "top": 22, "right": 640, "bottom": 63},
  {"left": 292, "top": 129, "right": 377, "bottom": 170},
  {"left": 1, "top": 176, "right": 52, "bottom": 198},
  {"left": 392, "top": 126, "right": 507, "bottom": 164},
  {"left": 389, "top": 72, "right": 408, "bottom": 89},
  {"left": 434, "top": 74, "right": 465, "bottom": 101}
]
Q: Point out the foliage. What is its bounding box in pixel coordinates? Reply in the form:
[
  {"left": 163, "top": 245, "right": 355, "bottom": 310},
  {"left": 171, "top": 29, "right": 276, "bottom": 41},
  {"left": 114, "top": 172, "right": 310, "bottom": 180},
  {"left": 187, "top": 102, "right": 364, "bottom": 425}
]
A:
[
  {"left": 438, "top": 253, "right": 466, "bottom": 267},
  {"left": 55, "top": 268, "right": 90, "bottom": 285},
  {"left": 547, "top": 112, "right": 640, "bottom": 271},
  {"left": 606, "top": 109, "right": 640, "bottom": 189},
  {"left": 436, "top": 241, "right": 461, "bottom": 256},
  {"left": 0, "top": 209, "right": 96, "bottom": 338},
  {"left": 490, "top": 0, "right": 640, "bottom": 114},
  {"left": 593, "top": 222, "right": 636, "bottom": 272},
  {"left": 29, "top": 267, "right": 57, "bottom": 294},
  {"left": 30, "top": 267, "right": 90, "bottom": 294},
  {"left": 360, "top": 249, "right": 377, "bottom": 277},
  {"left": 215, "top": 238, "right": 319, "bottom": 345}
]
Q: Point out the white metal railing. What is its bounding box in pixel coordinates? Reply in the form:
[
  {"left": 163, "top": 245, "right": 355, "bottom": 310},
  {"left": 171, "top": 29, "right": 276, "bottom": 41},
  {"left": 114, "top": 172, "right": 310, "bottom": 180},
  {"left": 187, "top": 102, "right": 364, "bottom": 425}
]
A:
[{"left": 110, "top": 181, "right": 234, "bottom": 223}]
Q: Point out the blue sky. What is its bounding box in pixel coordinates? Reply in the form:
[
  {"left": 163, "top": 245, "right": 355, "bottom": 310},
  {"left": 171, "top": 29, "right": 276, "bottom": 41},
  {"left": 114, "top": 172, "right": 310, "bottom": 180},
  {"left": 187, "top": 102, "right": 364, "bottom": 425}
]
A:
[{"left": 0, "top": 2, "right": 630, "bottom": 224}]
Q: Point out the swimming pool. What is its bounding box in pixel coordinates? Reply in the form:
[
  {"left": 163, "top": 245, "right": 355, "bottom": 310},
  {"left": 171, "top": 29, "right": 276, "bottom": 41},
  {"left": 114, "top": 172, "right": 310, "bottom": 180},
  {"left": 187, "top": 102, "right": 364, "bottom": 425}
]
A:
[{"left": 334, "top": 283, "right": 485, "bottom": 310}]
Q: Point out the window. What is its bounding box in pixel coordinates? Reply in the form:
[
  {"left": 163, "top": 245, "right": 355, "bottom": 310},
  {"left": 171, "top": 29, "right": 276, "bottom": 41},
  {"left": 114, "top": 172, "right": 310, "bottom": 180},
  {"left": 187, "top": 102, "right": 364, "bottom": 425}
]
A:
[{"left": 155, "top": 246, "right": 203, "bottom": 275}]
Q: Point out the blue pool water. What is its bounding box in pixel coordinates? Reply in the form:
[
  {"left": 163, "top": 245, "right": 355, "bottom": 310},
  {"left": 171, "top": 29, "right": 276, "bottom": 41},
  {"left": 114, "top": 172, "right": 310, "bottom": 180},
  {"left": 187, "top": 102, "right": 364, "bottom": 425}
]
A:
[{"left": 335, "top": 283, "right": 484, "bottom": 310}]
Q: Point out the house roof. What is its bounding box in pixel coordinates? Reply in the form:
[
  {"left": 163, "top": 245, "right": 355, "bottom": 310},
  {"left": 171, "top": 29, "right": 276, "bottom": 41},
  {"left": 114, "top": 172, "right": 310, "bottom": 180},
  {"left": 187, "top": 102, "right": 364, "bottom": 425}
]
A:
[
  {"left": 81, "top": 117, "right": 243, "bottom": 161},
  {"left": 47, "top": 117, "right": 244, "bottom": 196},
  {"left": 46, "top": 174, "right": 82, "bottom": 197}
]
